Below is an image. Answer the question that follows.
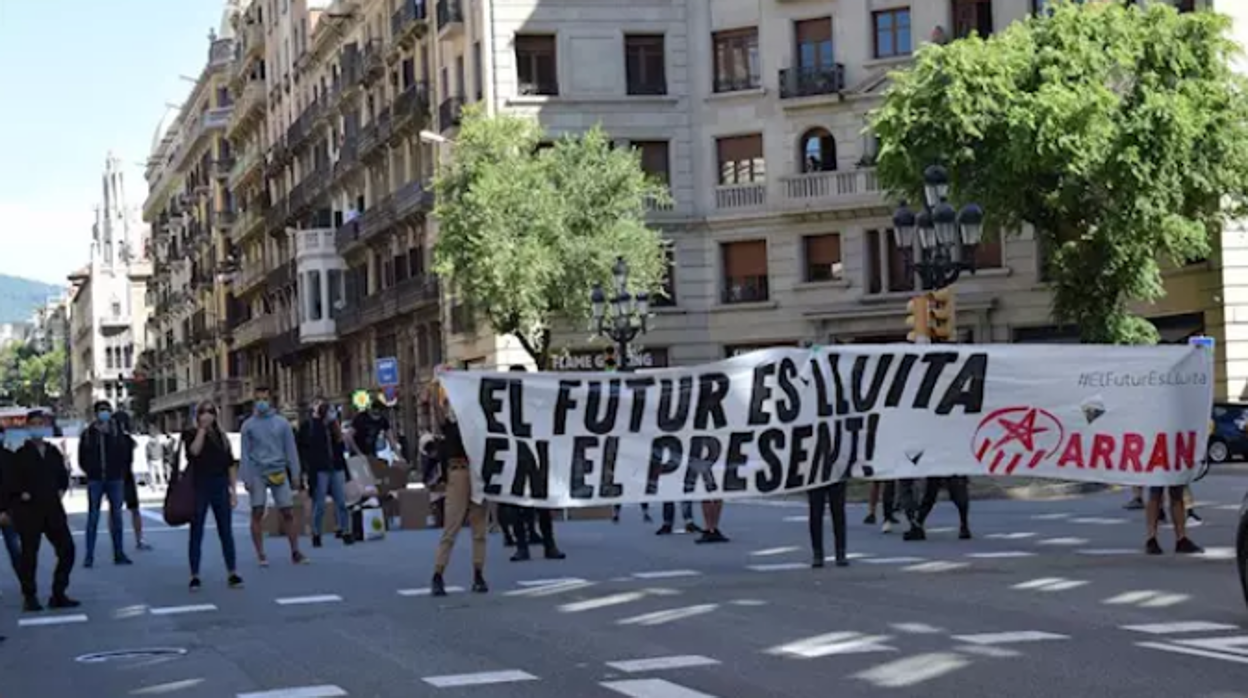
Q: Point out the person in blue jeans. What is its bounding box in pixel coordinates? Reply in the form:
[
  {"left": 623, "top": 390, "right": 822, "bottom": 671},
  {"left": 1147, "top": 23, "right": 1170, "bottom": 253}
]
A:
[
  {"left": 297, "top": 399, "right": 352, "bottom": 548},
  {"left": 183, "top": 400, "right": 242, "bottom": 591},
  {"left": 0, "top": 429, "right": 20, "bottom": 579},
  {"left": 77, "top": 400, "right": 133, "bottom": 568}
]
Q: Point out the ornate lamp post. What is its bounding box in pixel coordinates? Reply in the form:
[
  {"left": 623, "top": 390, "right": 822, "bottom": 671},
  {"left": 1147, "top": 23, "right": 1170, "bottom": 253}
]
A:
[
  {"left": 891, "top": 165, "right": 986, "bottom": 291},
  {"left": 590, "top": 256, "right": 650, "bottom": 371}
]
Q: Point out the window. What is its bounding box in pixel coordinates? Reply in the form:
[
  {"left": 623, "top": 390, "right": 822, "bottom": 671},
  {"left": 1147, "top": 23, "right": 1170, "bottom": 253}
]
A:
[
  {"left": 633, "top": 141, "right": 670, "bottom": 184},
  {"left": 799, "top": 128, "right": 836, "bottom": 173},
  {"left": 308, "top": 270, "right": 323, "bottom": 320},
  {"left": 803, "top": 234, "right": 843, "bottom": 282},
  {"left": 515, "top": 34, "right": 558, "bottom": 96},
  {"left": 866, "top": 229, "right": 914, "bottom": 293},
  {"left": 653, "top": 246, "right": 677, "bottom": 307},
  {"left": 111, "top": 300, "right": 122, "bottom": 317},
  {"left": 953, "top": 0, "right": 993, "bottom": 39},
  {"left": 721, "top": 240, "right": 769, "bottom": 303},
  {"left": 473, "top": 41, "right": 483, "bottom": 100},
  {"left": 795, "top": 18, "right": 833, "bottom": 70},
  {"left": 872, "top": 8, "right": 912, "bottom": 58},
  {"left": 624, "top": 34, "right": 666, "bottom": 95},
  {"left": 712, "top": 28, "right": 760, "bottom": 93},
  {"left": 716, "top": 134, "right": 765, "bottom": 184},
  {"left": 124, "top": 344, "right": 133, "bottom": 368},
  {"left": 974, "top": 237, "right": 1003, "bottom": 269}
]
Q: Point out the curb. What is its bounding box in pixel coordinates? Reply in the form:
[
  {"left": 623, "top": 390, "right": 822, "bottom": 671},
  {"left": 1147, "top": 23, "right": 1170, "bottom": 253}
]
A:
[{"left": 1000, "top": 481, "right": 1112, "bottom": 501}]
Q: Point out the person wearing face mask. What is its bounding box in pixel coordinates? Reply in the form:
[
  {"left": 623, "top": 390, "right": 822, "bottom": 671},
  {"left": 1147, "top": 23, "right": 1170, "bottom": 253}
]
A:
[
  {"left": 429, "top": 376, "right": 488, "bottom": 596},
  {"left": 240, "top": 385, "right": 307, "bottom": 566},
  {"left": 0, "top": 427, "right": 21, "bottom": 583},
  {"left": 348, "top": 401, "right": 399, "bottom": 462},
  {"left": 297, "top": 399, "right": 352, "bottom": 547},
  {"left": 77, "top": 400, "right": 134, "bottom": 568},
  {"left": 184, "top": 400, "right": 243, "bottom": 591},
  {"left": 1, "top": 410, "right": 78, "bottom": 612}
]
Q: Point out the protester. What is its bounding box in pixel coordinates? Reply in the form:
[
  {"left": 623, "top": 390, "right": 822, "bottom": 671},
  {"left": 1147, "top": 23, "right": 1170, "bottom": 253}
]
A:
[
  {"left": 78, "top": 400, "right": 134, "bottom": 567},
  {"left": 0, "top": 429, "right": 20, "bottom": 581},
  {"left": 1145, "top": 485, "right": 1203, "bottom": 555},
  {"left": 612, "top": 504, "right": 654, "bottom": 525},
  {"left": 504, "top": 365, "right": 564, "bottom": 562},
  {"left": 429, "top": 376, "right": 488, "bottom": 596},
  {"left": 115, "top": 412, "right": 151, "bottom": 551},
  {"left": 913, "top": 476, "right": 972, "bottom": 540},
  {"left": 240, "top": 385, "right": 306, "bottom": 566},
  {"left": 654, "top": 502, "right": 700, "bottom": 536},
  {"left": 864, "top": 481, "right": 901, "bottom": 532},
  {"left": 184, "top": 400, "right": 243, "bottom": 590},
  {"left": 808, "top": 481, "right": 848, "bottom": 568},
  {"left": 697, "top": 500, "right": 728, "bottom": 544},
  {"left": 146, "top": 426, "right": 166, "bottom": 487},
  {"left": 349, "top": 400, "right": 398, "bottom": 461},
  {"left": 1, "top": 410, "right": 78, "bottom": 612},
  {"left": 297, "top": 398, "right": 352, "bottom": 547}
]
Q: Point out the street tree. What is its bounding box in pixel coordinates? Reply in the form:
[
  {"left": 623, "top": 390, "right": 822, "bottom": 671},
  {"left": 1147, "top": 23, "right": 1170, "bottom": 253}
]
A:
[
  {"left": 0, "top": 343, "right": 66, "bottom": 407},
  {"left": 871, "top": 0, "right": 1248, "bottom": 343},
  {"left": 433, "top": 107, "right": 670, "bottom": 367}
]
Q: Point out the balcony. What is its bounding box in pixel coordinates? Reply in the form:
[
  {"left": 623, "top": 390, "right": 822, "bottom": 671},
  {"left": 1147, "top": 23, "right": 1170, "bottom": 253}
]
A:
[
  {"left": 264, "top": 199, "right": 289, "bottom": 234},
  {"left": 358, "top": 118, "right": 381, "bottom": 159},
  {"left": 266, "top": 260, "right": 293, "bottom": 289},
  {"left": 436, "top": 0, "right": 464, "bottom": 38},
  {"left": 228, "top": 148, "right": 262, "bottom": 188},
  {"left": 359, "top": 198, "right": 395, "bottom": 243},
  {"left": 395, "top": 275, "right": 440, "bottom": 314},
  {"left": 335, "top": 217, "right": 361, "bottom": 251},
  {"left": 211, "top": 156, "right": 235, "bottom": 180},
  {"left": 334, "top": 136, "right": 359, "bottom": 179},
  {"left": 334, "top": 302, "right": 365, "bottom": 337},
  {"left": 233, "top": 314, "right": 274, "bottom": 348},
  {"left": 722, "top": 275, "right": 770, "bottom": 304},
  {"left": 268, "top": 327, "right": 302, "bottom": 364},
  {"left": 362, "top": 40, "right": 385, "bottom": 82},
  {"left": 295, "top": 228, "right": 337, "bottom": 259},
  {"left": 100, "top": 313, "right": 130, "bottom": 329},
  {"left": 338, "top": 46, "right": 363, "bottom": 99},
  {"left": 714, "top": 181, "right": 767, "bottom": 210},
  {"left": 391, "top": 82, "right": 430, "bottom": 135},
  {"left": 777, "top": 168, "right": 883, "bottom": 214},
  {"left": 235, "top": 258, "right": 267, "bottom": 295},
  {"left": 778, "top": 65, "right": 846, "bottom": 100},
  {"left": 393, "top": 179, "right": 433, "bottom": 221},
  {"left": 228, "top": 81, "right": 265, "bottom": 137},
  {"left": 391, "top": 0, "right": 428, "bottom": 47},
  {"left": 438, "top": 96, "right": 463, "bottom": 132}
]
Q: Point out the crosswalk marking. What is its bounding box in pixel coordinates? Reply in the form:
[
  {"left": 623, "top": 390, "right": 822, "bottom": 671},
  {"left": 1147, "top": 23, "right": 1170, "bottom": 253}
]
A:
[
  {"left": 1136, "top": 641, "right": 1248, "bottom": 665},
  {"left": 986, "top": 532, "right": 1036, "bottom": 540},
  {"left": 1076, "top": 548, "right": 1138, "bottom": 556},
  {"left": 18, "top": 613, "right": 88, "bottom": 627},
  {"left": 275, "top": 595, "right": 342, "bottom": 606},
  {"left": 1122, "top": 621, "right": 1238, "bottom": 635},
  {"left": 601, "top": 678, "right": 721, "bottom": 698},
  {"left": 1038, "top": 537, "right": 1089, "bottom": 546},
  {"left": 631, "top": 570, "right": 702, "bottom": 580},
  {"left": 516, "top": 578, "right": 587, "bottom": 587},
  {"left": 967, "top": 551, "right": 1036, "bottom": 559},
  {"left": 859, "top": 556, "right": 927, "bottom": 565},
  {"left": 1012, "top": 577, "right": 1087, "bottom": 592},
  {"left": 750, "top": 546, "right": 801, "bottom": 557},
  {"left": 150, "top": 604, "right": 217, "bottom": 616},
  {"left": 1103, "top": 590, "right": 1189, "bottom": 608},
  {"left": 1031, "top": 513, "right": 1071, "bottom": 520},
  {"left": 1175, "top": 635, "right": 1248, "bottom": 655},
  {"left": 952, "top": 631, "right": 1069, "bottom": 645},
  {"left": 236, "top": 687, "right": 348, "bottom": 698},
  {"left": 422, "top": 670, "right": 539, "bottom": 687},
  {"left": 747, "top": 562, "right": 808, "bottom": 572},
  {"left": 605, "top": 655, "right": 721, "bottom": 673},
  {"left": 903, "top": 561, "right": 969, "bottom": 573},
  {"left": 617, "top": 604, "right": 719, "bottom": 627},
  {"left": 1070, "top": 517, "right": 1126, "bottom": 525},
  {"left": 854, "top": 652, "right": 971, "bottom": 688},
  {"left": 767, "top": 631, "right": 894, "bottom": 658},
  {"left": 398, "top": 587, "right": 464, "bottom": 596}
]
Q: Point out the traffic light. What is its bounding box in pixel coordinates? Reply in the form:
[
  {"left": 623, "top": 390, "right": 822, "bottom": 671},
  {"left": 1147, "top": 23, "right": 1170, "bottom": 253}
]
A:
[
  {"left": 929, "top": 288, "right": 956, "bottom": 342},
  {"left": 906, "top": 294, "right": 930, "bottom": 343},
  {"left": 602, "top": 346, "right": 618, "bottom": 372}
]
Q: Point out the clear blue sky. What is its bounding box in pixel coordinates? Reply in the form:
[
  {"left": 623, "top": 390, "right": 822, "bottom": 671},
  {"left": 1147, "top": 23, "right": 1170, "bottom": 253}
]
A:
[{"left": 0, "top": 0, "right": 226, "bottom": 286}]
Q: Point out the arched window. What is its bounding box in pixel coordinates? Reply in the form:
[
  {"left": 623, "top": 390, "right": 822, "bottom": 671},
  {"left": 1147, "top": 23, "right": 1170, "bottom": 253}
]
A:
[{"left": 799, "top": 128, "right": 837, "bottom": 173}]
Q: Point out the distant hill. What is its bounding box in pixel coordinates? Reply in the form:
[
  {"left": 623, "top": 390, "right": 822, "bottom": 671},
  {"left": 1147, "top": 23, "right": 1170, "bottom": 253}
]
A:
[{"left": 0, "top": 274, "right": 64, "bottom": 324}]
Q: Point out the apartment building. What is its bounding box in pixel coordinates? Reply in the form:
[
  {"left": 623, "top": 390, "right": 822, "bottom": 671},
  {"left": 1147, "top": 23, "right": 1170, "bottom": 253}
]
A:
[
  {"left": 67, "top": 154, "right": 152, "bottom": 419},
  {"left": 142, "top": 21, "right": 243, "bottom": 431}
]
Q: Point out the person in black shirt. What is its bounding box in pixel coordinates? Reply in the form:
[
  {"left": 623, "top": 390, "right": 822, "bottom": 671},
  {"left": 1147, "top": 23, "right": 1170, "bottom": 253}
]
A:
[
  {"left": 430, "top": 379, "right": 488, "bottom": 597},
  {"left": 77, "top": 400, "right": 134, "bottom": 568},
  {"left": 183, "top": 400, "right": 243, "bottom": 591},
  {"left": 349, "top": 404, "right": 397, "bottom": 460},
  {"left": 298, "top": 399, "right": 353, "bottom": 547},
  {"left": 0, "top": 428, "right": 21, "bottom": 582},
  {"left": 1, "top": 410, "right": 78, "bottom": 612},
  {"left": 504, "top": 365, "right": 565, "bottom": 562}
]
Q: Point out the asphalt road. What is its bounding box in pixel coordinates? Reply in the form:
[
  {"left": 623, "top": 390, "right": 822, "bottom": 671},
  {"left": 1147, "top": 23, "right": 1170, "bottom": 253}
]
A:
[{"left": 2, "top": 476, "right": 1247, "bottom": 698}]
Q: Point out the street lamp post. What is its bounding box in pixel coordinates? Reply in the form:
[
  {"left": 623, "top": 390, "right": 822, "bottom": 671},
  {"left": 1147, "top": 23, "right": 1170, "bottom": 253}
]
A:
[
  {"left": 891, "top": 165, "right": 986, "bottom": 292},
  {"left": 590, "top": 256, "right": 650, "bottom": 371}
]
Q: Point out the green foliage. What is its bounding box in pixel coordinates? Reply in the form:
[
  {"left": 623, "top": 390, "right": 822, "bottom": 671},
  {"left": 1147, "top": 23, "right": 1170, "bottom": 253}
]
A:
[
  {"left": 871, "top": 0, "right": 1248, "bottom": 344},
  {"left": 0, "top": 343, "right": 65, "bottom": 407},
  {"left": 433, "top": 106, "right": 670, "bottom": 366}
]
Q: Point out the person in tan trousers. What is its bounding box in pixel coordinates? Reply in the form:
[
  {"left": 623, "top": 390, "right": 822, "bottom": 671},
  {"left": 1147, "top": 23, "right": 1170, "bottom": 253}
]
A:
[{"left": 429, "top": 379, "right": 488, "bottom": 597}]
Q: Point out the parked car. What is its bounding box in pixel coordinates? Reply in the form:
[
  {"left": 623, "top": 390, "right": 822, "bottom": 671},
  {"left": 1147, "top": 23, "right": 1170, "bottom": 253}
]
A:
[{"left": 1208, "top": 402, "right": 1248, "bottom": 463}]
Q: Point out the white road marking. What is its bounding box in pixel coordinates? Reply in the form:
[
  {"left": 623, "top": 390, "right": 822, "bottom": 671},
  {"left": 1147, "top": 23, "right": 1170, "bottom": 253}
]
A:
[
  {"left": 1038, "top": 537, "right": 1089, "bottom": 546},
  {"left": 605, "top": 655, "right": 722, "bottom": 673},
  {"left": 1198, "top": 546, "right": 1236, "bottom": 560},
  {"left": 138, "top": 508, "right": 169, "bottom": 525},
  {"left": 892, "top": 622, "right": 944, "bottom": 634},
  {"left": 631, "top": 570, "right": 702, "bottom": 580},
  {"left": 1175, "top": 635, "right": 1248, "bottom": 655},
  {"left": 601, "top": 678, "right": 721, "bottom": 698},
  {"left": 750, "top": 546, "right": 800, "bottom": 557},
  {"left": 986, "top": 532, "right": 1036, "bottom": 540},
  {"left": 559, "top": 591, "right": 647, "bottom": 613},
  {"left": 1136, "top": 641, "right": 1248, "bottom": 665},
  {"left": 1215, "top": 504, "right": 1240, "bottom": 511},
  {"left": 617, "top": 604, "right": 719, "bottom": 627},
  {"left": 903, "top": 561, "right": 969, "bottom": 573},
  {"left": 150, "top": 604, "right": 218, "bottom": 616},
  {"left": 952, "top": 631, "right": 1069, "bottom": 645},
  {"left": 1070, "top": 517, "right": 1126, "bottom": 525},
  {"left": 516, "top": 577, "right": 587, "bottom": 587},
  {"left": 728, "top": 599, "right": 767, "bottom": 607},
  {"left": 275, "top": 594, "right": 342, "bottom": 606},
  {"left": 1076, "top": 548, "right": 1138, "bottom": 556},
  {"left": 967, "top": 551, "right": 1036, "bottom": 559},
  {"left": 854, "top": 652, "right": 970, "bottom": 688},
  {"left": 1031, "top": 513, "right": 1071, "bottom": 520},
  {"left": 1012, "top": 577, "right": 1087, "bottom": 592},
  {"left": 747, "top": 562, "right": 808, "bottom": 572},
  {"left": 237, "top": 687, "right": 348, "bottom": 698},
  {"left": 18, "top": 613, "right": 89, "bottom": 627},
  {"left": 398, "top": 587, "right": 464, "bottom": 596},
  {"left": 859, "top": 556, "right": 927, "bottom": 565},
  {"left": 767, "top": 631, "right": 894, "bottom": 658},
  {"left": 1122, "top": 621, "right": 1239, "bottom": 635},
  {"left": 422, "top": 670, "right": 539, "bottom": 687},
  {"left": 782, "top": 515, "right": 808, "bottom": 523},
  {"left": 1104, "top": 590, "right": 1189, "bottom": 608}
]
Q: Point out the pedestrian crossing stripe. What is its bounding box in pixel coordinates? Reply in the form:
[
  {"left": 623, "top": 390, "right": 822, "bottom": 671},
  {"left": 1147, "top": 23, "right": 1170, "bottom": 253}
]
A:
[{"left": 1121, "top": 621, "right": 1238, "bottom": 635}]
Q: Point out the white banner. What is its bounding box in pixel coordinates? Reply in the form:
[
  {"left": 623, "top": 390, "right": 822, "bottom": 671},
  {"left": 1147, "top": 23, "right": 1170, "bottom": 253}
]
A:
[{"left": 438, "top": 345, "right": 1214, "bottom": 507}]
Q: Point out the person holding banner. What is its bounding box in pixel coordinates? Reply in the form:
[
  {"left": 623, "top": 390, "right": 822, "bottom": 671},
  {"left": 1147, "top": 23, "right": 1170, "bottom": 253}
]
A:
[
  {"left": 503, "top": 366, "right": 565, "bottom": 562},
  {"left": 1145, "top": 485, "right": 1203, "bottom": 555},
  {"left": 429, "top": 376, "right": 489, "bottom": 596},
  {"left": 807, "top": 480, "right": 848, "bottom": 567}
]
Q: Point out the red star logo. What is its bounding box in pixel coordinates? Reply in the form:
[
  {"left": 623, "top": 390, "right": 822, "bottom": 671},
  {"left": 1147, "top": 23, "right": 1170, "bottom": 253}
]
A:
[{"left": 993, "top": 408, "right": 1049, "bottom": 451}]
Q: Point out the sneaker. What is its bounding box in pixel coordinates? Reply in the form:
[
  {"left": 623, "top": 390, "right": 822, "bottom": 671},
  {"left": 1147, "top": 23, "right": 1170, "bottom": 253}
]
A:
[
  {"left": 257, "top": 556, "right": 270, "bottom": 568},
  {"left": 1124, "top": 498, "right": 1144, "bottom": 510},
  {"left": 22, "top": 596, "right": 43, "bottom": 613},
  {"left": 1145, "top": 537, "right": 1164, "bottom": 555},
  {"left": 471, "top": 572, "right": 489, "bottom": 594},
  {"left": 1175, "top": 537, "right": 1204, "bottom": 555},
  {"left": 881, "top": 520, "right": 893, "bottom": 534},
  {"left": 959, "top": 526, "right": 973, "bottom": 540},
  {"left": 1187, "top": 511, "right": 1203, "bottom": 527},
  {"left": 684, "top": 522, "right": 702, "bottom": 534},
  {"left": 292, "top": 551, "right": 309, "bottom": 565},
  {"left": 510, "top": 547, "right": 531, "bottom": 562},
  {"left": 136, "top": 541, "right": 153, "bottom": 551},
  {"left": 835, "top": 557, "right": 850, "bottom": 568},
  {"left": 811, "top": 556, "right": 825, "bottom": 569},
  {"left": 903, "top": 527, "right": 926, "bottom": 542},
  {"left": 643, "top": 512, "right": 654, "bottom": 523},
  {"left": 47, "top": 595, "right": 80, "bottom": 609},
  {"left": 189, "top": 577, "right": 202, "bottom": 592},
  {"left": 342, "top": 534, "right": 354, "bottom": 546},
  {"left": 227, "top": 574, "right": 244, "bottom": 589},
  {"left": 695, "top": 530, "right": 714, "bottom": 544},
  {"left": 544, "top": 547, "right": 567, "bottom": 560},
  {"left": 114, "top": 555, "right": 134, "bottom": 566},
  {"left": 431, "top": 573, "right": 447, "bottom": 597},
  {"left": 312, "top": 535, "right": 323, "bottom": 548},
  {"left": 83, "top": 558, "right": 94, "bottom": 569},
  {"left": 709, "top": 529, "right": 730, "bottom": 543},
  {"left": 863, "top": 513, "right": 877, "bottom": 525},
  {"left": 655, "top": 524, "right": 673, "bottom": 536}
]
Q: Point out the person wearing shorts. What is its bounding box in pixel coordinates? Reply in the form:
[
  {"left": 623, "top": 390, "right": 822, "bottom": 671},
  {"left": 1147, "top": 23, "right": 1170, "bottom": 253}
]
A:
[
  {"left": 240, "top": 385, "right": 306, "bottom": 566},
  {"left": 1145, "top": 484, "right": 1203, "bottom": 555},
  {"left": 122, "top": 469, "right": 151, "bottom": 551}
]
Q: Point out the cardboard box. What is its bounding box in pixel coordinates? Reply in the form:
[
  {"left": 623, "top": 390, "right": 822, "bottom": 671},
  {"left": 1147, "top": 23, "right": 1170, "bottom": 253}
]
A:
[{"left": 397, "top": 487, "right": 431, "bottom": 529}]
